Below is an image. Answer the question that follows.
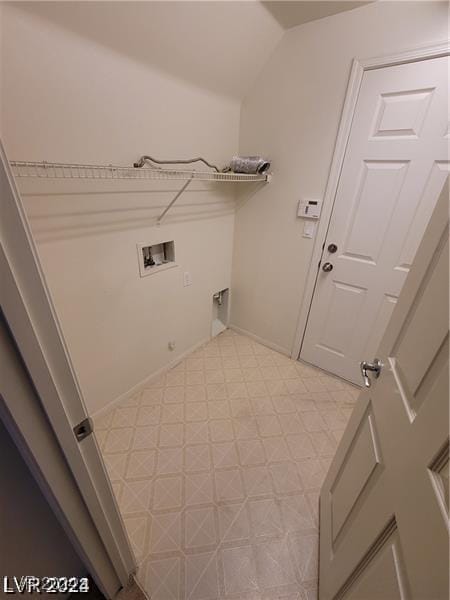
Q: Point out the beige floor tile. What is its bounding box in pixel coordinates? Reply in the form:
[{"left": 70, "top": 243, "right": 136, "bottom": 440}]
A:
[
  {"left": 263, "top": 437, "right": 291, "bottom": 463},
  {"left": 242, "top": 465, "right": 274, "bottom": 497},
  {"left": 206, "top": 383, "right": 228, "bottom": 401},
  {"left": 103, "top": 427, "right": 133, "bottom": 453},
  {"left": 124, "top": 450, "right": 156, "bottom": 481},
  {"left": 184, "top": 444, "right": 212, "bottom": 473},
  {"left": 132, "top": 426, "right": 158, "bottom": 450},
  {"left": 159, "top": 423, "right": 184, "bottom": 447},
  {"left": 248, "top": 498, "right": 283, "bottom": 538},
  {"left": 184, "top": 506, "right": 217, "bottom": 549},
  {"left": 152, "top": 475, "right": 183, "bottom": 510},
  {"left": 185, "top": 422, "right": 210, "bottom": 444},
  {"left": 186, "top": 402, "right": 208, "bottom": 422},
  {"left": 234, "top": 416, "right": 258, "bottom": 440},
  {"left": 156, "top": 447, "right": 183, "bottom": 475},
  {"left": 185, "top": 472, "right": 215, "bottom": 506},
  {"left": 208, "top": 400, "right": 230, "bottom": 420},
  {"left": 209, "top": 419, "right": 234, "bottom": 442},
  {"left": 112, "top": 406, "right": 138, "bottom": 429},
  {"left": 139, "top": 557, "right": 182, "bottom": 600},
  {"left": 215, "top": 468, "right": 245, "bottom": 501},
  {"left": 296, "top": 459, "right": 326, "bottom": 490},
  {"left": 185, "top": 551, "right": 219, "bottom": 600},
  {"left": 103, "top": 452, "right": 128, "bottom": 481},
  {"left": 211, "top": 442, "right": 239, "bottom": 469},
  {"left": 137, "top": 405, "right": 161, "bottom": 426},
  {"left": 250, "top": 396, "right": 274, "bottom": 416},
  {"left": 120, "top": 480, "right": 152, "bottom": 514},
  {"left": 279, "top": 495, "right": 315, "bottom": 533},
  {"left": 150, "top": 511, "right": 182, "bottom": 554},
  {"left": 217, "top": 502, "right": 250, "bottom": 542},
  {"left": 286, "top": 434, "right": 316, "bottom": 461},
  {"left": 237, "top": 439, "right": 266, "bottom": 466},
  {"left": 122, "top": 514, "right": 149, "bottom": 562},
  {"left": 99, "top": 331, "right": 356, "bottom": 600},
  {"left": 140, "top": 387, "right": 164, "bottom": 405},
  {"left": 185, "top": 385, "right": 207, "bottom": 402},
  {"left": 255, "top": 539, "right": 297, "bottom": 589},
  {"left": 288, "top": 533, "right": 318, "bottom": 583},
  {"left": 256, "top": 415, "right": 282, "bottom": 437},
  {"left": 164, "top": 386, "right": 186, "bottom": 403},
  {"left": 161, "top": 403, "right": 185, "bottom": 424},
  {"left": 269, "top": 462, "right": 303, "bottom": 495},
  {"left": 221, "top": 546, "right": 258, "bottom": 595}
]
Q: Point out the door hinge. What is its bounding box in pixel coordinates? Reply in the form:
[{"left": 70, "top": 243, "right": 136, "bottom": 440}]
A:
[{"left": 73, "top": 417, "right": 93, "bottom": 442}]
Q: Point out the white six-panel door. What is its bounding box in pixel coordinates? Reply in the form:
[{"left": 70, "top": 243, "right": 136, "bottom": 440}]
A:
[
  {"left": 301, "top": 55, "right": 449, "bottom": 384},
  {"left": 319, "top": 179, "right": 449, "bottom": 600}
]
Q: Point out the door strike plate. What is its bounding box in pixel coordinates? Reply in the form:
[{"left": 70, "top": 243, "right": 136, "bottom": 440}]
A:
[{"left": 73, "top": 417, "right": 93, "bottom": 442}]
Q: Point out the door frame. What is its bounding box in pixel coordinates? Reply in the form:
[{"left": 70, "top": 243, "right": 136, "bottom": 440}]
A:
[
  {"left": 291, "top": 40, "right": 450, "bottom": 363},
  {"left": 0, "top": 139, "right": 136, "bottom": 596}
]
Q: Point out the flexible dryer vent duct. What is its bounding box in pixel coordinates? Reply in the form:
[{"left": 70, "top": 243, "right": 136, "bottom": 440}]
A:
[
  {"left": 227, "top": 156, "right": 270, "bottom": 175},
  {"left": 133, "top": 155, "right": 270, "bottom": 175}
]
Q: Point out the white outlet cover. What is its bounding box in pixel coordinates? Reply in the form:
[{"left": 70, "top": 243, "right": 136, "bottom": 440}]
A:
[{"left": 183, "top": 271, "right": 192, "bottom": 286}]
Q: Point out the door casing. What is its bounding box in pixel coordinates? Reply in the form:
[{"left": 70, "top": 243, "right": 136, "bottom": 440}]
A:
[
  {"left": 291, "top": 40, "right": 450, "bottom": 364},
  {"left": 0, "top": 140, "right": 136, "bottom": 597}
]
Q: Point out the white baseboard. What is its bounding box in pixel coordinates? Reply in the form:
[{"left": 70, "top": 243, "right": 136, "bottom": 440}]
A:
[
  {"left": 91, "top": 336, "right": 210, "bottom": 421},
  {"left": 228, "top": 324, "right": 291, "bottom": 357}
]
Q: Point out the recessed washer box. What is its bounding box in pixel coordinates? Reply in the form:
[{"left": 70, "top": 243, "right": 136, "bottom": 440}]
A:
[{"left": 137, "top": 240, "right": 176, "bottom": 277}]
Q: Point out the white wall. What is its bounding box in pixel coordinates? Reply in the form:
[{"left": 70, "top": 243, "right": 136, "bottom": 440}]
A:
[
  {"left": 231, "top": 1, "right": 448, "bottom": 355},
  {"left": 1, "top": 4, "right": 240, "bottom": 415}
]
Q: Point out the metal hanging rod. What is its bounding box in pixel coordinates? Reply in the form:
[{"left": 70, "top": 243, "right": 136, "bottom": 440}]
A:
[{"left": 10, "top": 160, "right": 271, "bottom": 183}]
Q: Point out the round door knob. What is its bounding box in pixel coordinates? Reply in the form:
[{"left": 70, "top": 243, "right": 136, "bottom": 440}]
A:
[
  {"left": 322, "top": 262, "right": 333, "bottom": 272},
  {"left": 328, "top": 243, "right": 338, "bottom": 253}
]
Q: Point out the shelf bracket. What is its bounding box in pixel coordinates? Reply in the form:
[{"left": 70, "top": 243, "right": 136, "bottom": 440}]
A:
[{"left": 157, "top": 175, "right": 194, "bottom": 225}]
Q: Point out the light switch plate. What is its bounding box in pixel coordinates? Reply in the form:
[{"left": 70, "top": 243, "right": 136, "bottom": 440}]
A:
[{"left": 302, "top": 221, "right": 316, "bottom": 239}]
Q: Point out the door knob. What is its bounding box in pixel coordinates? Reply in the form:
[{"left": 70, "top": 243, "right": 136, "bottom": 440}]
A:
[
  {"left": 328, "top": 243, "right": 338, "bottom": 253},
  {"left": 322, "top": 262, "right": 333, "bottom": 272},
  {"left": 360, "top": 358, "right": 383, "bottom": 388}
]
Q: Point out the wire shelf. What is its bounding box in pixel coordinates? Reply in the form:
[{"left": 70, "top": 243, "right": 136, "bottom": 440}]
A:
[{"left": 10, "top": 160, "right": 270, "bottom": 183}]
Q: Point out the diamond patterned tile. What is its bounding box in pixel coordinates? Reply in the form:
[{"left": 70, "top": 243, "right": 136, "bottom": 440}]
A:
[
  {"left": 237, "top": 439, "right": 266, "bottom": 466},
  {"left": 150, "top": 511, "right": 182, "bottom": 553},
  {"left": 255, "top": 539, "right": 297, "bottom": 589},
  {"left": 96, "top": 330, "right": 357, "bottom": 600},
  {"left": 242, "top": 466, "right": 274, "bottom": 497},
  {"left": 153, "top": 475, "right": 183, "bottom": 510},
  {"left": 221, "top": 546, "right": 258, "bottom": 595},
  {"left": 217, "top": 502, "right": 250, "bottom": 542},
  {"left": 185, "top": 472, "right": 214, "bottom": 506},
  {"left": 103, "top": 428, "right": 133, "bottom": 453},
  {"left": 184, "top": 507, "right": 217, "bottom": 549},
  {"left": 248, "top": 498, "right": 283, "bottom": 538},
  {"left": 161, "top": 403, "right": 185, "bottom": 424},
  {"left": 124, "top": 450, "right": 156, "bottom": 480},
  {"left": 123, "top": 514, "right": 149, "bottom": 562},
  {"left": 211, "top": 441, "right": 239, "bottom": 469},
  {"left": 132, "top": 426, "right": 158, "bottom": 450},
  {"left": 215, "top": 468, "right": 245, "bottom": 502},
  {"left": 185, "top": 551, "right": 219, "bottom": 600},
  {"left": 138, "top": 557, "right": 181, "bottom": 600},
  {"left": 156, "top": 447, "right": 183, "bottom": 475},
  {"left": 184, "top": 444, "right": 212, "bottom": 473},
  {"left": 280, "top": 495, "right": 315, "bottom": 533}
]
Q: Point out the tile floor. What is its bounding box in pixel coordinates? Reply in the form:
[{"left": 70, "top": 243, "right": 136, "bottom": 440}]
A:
[{"left": 94, "top": 330, "right": 359, "bottom": 600}]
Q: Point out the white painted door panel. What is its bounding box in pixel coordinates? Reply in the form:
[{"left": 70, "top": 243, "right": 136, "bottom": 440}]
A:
[
  {"left": 302, "top": 55, "right": 449, "bottom": 384},
  {"left": 319, "top": 180, "right": 449, "bottom": 600}
]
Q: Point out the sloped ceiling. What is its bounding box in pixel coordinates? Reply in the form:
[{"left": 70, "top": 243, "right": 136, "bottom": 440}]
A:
[
  {"left": 262, "top": 1, "right": 372, "bottom": 29},
  {"left": 11, "top": 1, "right": 370, "bottom": 100}
]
